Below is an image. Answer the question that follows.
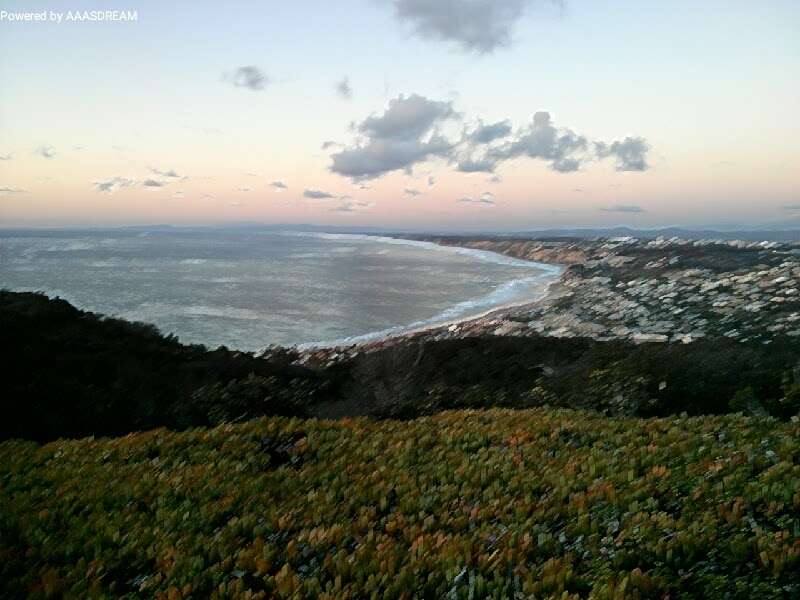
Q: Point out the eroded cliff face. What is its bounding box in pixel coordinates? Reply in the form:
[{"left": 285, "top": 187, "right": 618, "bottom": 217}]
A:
[{"left": 434, "top": 238, "right": 588, "bottom": 265}]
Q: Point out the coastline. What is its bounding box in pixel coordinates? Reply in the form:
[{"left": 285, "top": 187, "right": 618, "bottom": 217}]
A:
[{"left": 293, "top": 237, "right": 569, "bottom": 361}]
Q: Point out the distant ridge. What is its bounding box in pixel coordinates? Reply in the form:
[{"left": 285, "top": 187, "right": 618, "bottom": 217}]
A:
[
  {"left": 2, "top": 224, "right": 799, "bottom": 242},
  {"left": 504, "top": 226, "right": 800, "bottom": 242}
]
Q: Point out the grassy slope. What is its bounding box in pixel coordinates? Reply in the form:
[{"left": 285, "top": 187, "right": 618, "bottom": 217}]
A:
[{"left": 2, "top": 409, "right": 799, "bottom": 599}]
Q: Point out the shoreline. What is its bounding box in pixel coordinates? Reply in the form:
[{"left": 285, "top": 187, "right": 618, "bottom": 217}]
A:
[{"left": 292, "top": 239, "right": 569, "bottom": 361}]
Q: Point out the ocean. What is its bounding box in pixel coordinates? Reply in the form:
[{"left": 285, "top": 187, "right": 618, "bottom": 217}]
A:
[{"left": 0, "top": 229, "right": 560, "bottom": 351}]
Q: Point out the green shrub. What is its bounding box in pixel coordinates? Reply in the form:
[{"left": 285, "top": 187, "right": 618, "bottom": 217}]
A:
[{"left": 2, "top": 409, "right": 798, "bottom": 599}]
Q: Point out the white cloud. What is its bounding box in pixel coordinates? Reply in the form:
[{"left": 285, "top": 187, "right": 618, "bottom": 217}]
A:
[
  {"left": 0, "top": 186, "right": 27, "bottom": 196},
  {"left": 35, "top": 145, "right": 56, "bottom": 159},
  {"left": 458, "top": 191, "right": 495, "bottom": 205}
]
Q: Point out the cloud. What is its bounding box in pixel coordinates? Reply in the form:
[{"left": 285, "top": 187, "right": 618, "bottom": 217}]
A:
[
  {"left": 329, "top": 97, "right": 651, "bottom": 181},
  {"left": 330, "top": 197, "right": 374, "bottom": 212},
  {"left": 172, "top": 190, "right": 185, "bottom": 199},
  {"left": 142, "top": 178, "right": 168, "bottom": 188},
  {"left": 335, "top": 76, "right": 352, "bottom": 99},
  {"left": 237, "top": 186, "right": 253, "bottom": 192},
  {"left": 595, "top": 137, "right": 649, "bottom": 171},
  {"left": 35, "top": 145, "right": 56, "bottom": 159},
  {"left": 456, "top": 156, "right": 498, "bottom": 173},
  {"left": 600, "top": 204, "right": 645, "bottom": 213},
  {"left": 321, "top": 141, "right": 340, "bottom": 150},
  {"left": 303, "top": 188, "right": 336, "bottom": 199},
  {"left": 93, "top": 177, "right": 137, "bottom": 193},
  {"left": 270, "top": 180, "right": 288, "bottom": 190},
  {"left": 330, "top": 93, "right": 457, "bottom": 179},
  {"left": 228, "top": 66, "right": 269, "bottom": 91},
  {"left": 490, "top": 111, "right": 588, "bottom": 173},
  {"left": 0, "top": 153, "right": 12, "bottom": 161},
  {"left": 458, "top": 191, "right": 495, "bottom": 205},
  {"left": 0, "top": 186, "right": 27, "bottom": 196},
  {"left": 487, "top": 174, "right": 503, "bottom": 184},
  {"left": 149, "top": 167, "right": 182, "bottom": 178},
  {"left": 404, "top": 187, "right": 423, "bottom": 197},
  {"left": 427, "top": 175, "right": 436, "bottom": 187},
  {"left": 466, "top": 119, "right": 512, "bottom": 144},
  {"left": 392, "top": 0, "right": 529, "bottom": 53},
  {"left": 782, "top": 205, "right": 800, "bottom": 211}
]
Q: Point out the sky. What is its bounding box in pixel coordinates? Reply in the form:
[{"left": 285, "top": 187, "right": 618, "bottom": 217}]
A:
[{"left": 0, "top": 0, "right": 798, "bottom": 230}]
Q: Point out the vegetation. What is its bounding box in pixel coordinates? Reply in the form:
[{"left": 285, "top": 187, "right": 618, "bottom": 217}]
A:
[
  {"left": 340, "top": 335, "right": 800, "bottom": 421},
  {"left": 0, "top": 291, "right": 330, "bottom": 442},
  {"left": 2, "top": 409, "right": 799, "bottom": 598},
  {"left": 2, "top": 291, "right": 799, "bottom": 443}
]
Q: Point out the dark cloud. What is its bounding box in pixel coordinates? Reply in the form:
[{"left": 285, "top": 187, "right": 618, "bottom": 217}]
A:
[
  {"left": 330, "top": 94, "right": 457, "bottom": 179},
  {"left": 404, "top": 187, "right": 423, "bottom": 197},
  {"left": 466, "top": 119, "right": 512, "bottom": 144},
  {"left": 456, "top": 156, "right": 498, "bottom": 173},
  {"left": 393, "top": 0, "right": 528, "bottom": 53},
  {"left": 304, "top": 188, "right": 336, "bottom": 199},
  {"left": 359, "top": 93, "right": 455, "bottom": 139},
  {"left": 35, "top": 145, "right": 56, "bottom": 159},
  {"left": 600, "top": 204, "right": 645, "bottom": 213},
  {"left": 228, "top": 66, "right": 269, "bottom": 91},
  {"left": 270, "top": 180, "right": 288, "bottom": 190},
  {"left": 458, "top": 192, "right": 495, "bottom": 205},
  {"left": 783, "top": 205, "right": 800, "bottom": 211},
  {"left": 335, "top": 77, "right": 352, "bottom": 99},
  {"left": 142, "top": 178, "right": 168, "bottom": 188},
  {"left": 93, "top": 177, "right": 137, "bottom": 193},
  {"left": 427, "top": 175, "right": 436, "bottom": 187},
  {"left": 487, "top": 174, "right": 503, "bottom": 184},
  {"left": 595, "top": 137, "right": 649, "bottom": 171},
  {"left": 330, "top": 97, "right": 650, "bottom": 181},
  {"left": 321, "top": 141, "right": 340, "bottom": 150},
  {"left": 490, "top": 112, "right": 588, "bottom": 173}
]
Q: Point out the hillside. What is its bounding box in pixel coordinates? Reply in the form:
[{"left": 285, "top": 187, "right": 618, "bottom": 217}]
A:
[
  {"left": 3, "top": 290, "right": 800, "bottom": 443},
  {"left": 0, "top": 291, "right": 330, "bottom": 441},
  {"left": 2, "top": 409, "right": 799, "bottom": 598}
]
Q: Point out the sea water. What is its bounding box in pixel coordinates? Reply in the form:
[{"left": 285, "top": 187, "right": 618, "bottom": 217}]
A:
[{"left": 0, "top": 228, "right": 560, "bottom": 351}]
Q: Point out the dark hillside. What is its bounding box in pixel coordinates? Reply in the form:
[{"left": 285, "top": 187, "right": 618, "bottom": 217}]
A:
[
  {"left": 2, "top": 291, "right": 799, "bottom": 443},
  {"left": 0, "top": 291, "right": 332, "bottom": 442}
]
